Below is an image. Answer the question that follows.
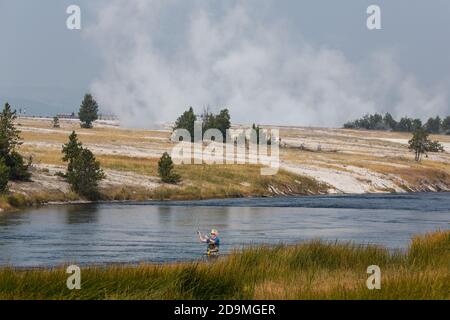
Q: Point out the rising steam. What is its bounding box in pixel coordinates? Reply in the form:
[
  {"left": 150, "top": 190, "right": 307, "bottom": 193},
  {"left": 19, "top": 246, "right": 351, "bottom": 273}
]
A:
[{"left": 87, "top": 0, "right": 448, "bottom": 128}]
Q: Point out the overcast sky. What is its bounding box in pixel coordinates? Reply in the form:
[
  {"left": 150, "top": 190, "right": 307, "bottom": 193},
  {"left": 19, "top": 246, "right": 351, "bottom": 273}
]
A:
[{"left": 1, "top": 0, "right": 449, "bottom": 127}]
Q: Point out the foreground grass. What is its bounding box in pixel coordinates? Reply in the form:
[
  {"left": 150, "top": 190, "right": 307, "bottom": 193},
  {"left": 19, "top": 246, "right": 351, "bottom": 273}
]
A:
[{"left": 0, "top": 230, "right": 448, "bottom": 300}]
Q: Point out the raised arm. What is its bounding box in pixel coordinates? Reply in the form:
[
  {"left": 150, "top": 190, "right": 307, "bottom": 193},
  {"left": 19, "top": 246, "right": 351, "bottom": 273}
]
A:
[{"left": 197, "top": 231, "right": 208, "bottom": 243}]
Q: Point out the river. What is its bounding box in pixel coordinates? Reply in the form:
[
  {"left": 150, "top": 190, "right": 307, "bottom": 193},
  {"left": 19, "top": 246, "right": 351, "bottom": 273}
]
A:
[{"left": 0, "top": 192, "right": 449, "bottom": 267}]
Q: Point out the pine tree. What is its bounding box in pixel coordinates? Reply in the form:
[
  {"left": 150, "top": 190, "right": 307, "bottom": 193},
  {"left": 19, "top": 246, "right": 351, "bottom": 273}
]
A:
[
  {"left": 251, "top": 123, "right": 267, "bottom": 145},
  {"left": 424, "top": 116, "right": 442, "bottom": 134},
  {"left": 158, "top": 152, "right": 180, "bottom": 184},
  {"left": 0, "top": 103, "right": 22, "bottom": 158},
  {"left": 0, "top": 103, "right": 31, "bottom": 181},
  {"left": 408, "top": 128, "right": 444, "bottom": 161},
  {"left": 62, "top": 131, "right": 83, "bottom": 175},
  {"left": 173, "top": 107, "right": 197, "bottom": 142},
  {"left": 383, "top": 113, "right": 397, "bottom": 131},
  {"left": 5, "top": 151, "right": 32, "bottom": 181},
  {"left": 442, "top": 116, "right": 450, "bottom": 134},
  {"left": 214, "top": 109, "right": 231, "bottom": 140},
  {"left": 78, "top": 94, "right": 99, "bottom": 128},
  {"left": 52, "top": 116, "right": 60, "bottom": 128},
  {"left": 0, "top": 159, "right": 10, "bottom": 193},
  {"left": 67, "top": 148, "right": 105, "bottom": 199}
]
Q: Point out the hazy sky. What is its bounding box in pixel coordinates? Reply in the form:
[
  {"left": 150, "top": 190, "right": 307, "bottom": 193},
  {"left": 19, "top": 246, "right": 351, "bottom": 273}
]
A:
[{"left": 1, "top": 0, "right": 449, "bottom": 126}]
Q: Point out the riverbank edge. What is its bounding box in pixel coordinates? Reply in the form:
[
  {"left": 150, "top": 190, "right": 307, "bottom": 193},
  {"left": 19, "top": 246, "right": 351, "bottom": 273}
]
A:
[{"left": 3, "top": 188, "right": 450, "bottom": 213}]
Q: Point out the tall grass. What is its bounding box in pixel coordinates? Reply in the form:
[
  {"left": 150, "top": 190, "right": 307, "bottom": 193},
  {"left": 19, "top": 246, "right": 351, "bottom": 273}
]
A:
[{"left": 0, "top": 230, "right": 448, "bottom": 300}]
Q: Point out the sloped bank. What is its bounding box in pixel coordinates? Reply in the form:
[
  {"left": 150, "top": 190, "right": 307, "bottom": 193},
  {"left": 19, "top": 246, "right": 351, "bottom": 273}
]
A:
[{"left": 0, "top": 164, "right": 330, "bottom": 211}]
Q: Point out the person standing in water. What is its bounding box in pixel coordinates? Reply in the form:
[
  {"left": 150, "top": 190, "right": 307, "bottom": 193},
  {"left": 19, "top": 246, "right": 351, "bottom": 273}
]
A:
[{"left": 197, "top": 229, "right": 220, "bottom": 256}]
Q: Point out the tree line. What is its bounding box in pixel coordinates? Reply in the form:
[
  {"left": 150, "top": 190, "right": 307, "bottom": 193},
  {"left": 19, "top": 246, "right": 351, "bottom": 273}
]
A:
[
  {"left": 173, "top": 106, "right": 273, "bottom": 145},
  {"left": 173, "top": 107, "right": 231, "bottom": 142},
  {"left": 344, "top": 113, "right": 450, "bottom": 134}
]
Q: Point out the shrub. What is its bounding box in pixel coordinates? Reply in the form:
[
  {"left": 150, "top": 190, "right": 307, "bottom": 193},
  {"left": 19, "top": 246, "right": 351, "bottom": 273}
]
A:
[{"left": 6, "top": 193, "right": 29, "bottom": 208}]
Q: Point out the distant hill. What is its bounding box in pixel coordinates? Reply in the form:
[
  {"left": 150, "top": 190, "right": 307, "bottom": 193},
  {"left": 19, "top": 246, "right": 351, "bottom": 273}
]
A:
[{"left": 0, "top": 85, "right": 87, "bottom": 117}]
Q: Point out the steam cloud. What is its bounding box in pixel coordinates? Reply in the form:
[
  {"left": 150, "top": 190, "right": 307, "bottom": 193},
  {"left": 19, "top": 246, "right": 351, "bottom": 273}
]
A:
[{"left": 88, "top": 0, "right": 448, "bottom": 128}]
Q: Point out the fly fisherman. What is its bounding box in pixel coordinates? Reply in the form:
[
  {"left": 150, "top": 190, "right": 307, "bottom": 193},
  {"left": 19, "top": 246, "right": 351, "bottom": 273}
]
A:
[{"left": 197, "top": 229, "right": 220, "bottom": 256}]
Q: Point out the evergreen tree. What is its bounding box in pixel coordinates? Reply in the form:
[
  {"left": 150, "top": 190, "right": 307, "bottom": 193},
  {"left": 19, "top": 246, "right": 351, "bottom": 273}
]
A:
[
  {"left": 383, "top": 113, "right": 397, "bottom": 131},
  {"left": 174, "top": 107, "right": 232, "bottom": 142},
  {"left": 251, "top": 123, "right": 268, "bottom": 145},
  {"left": 442, "top": 116, "right": 450, "bottom": 134},
  {"left": 5, "top": 151, "right": 32, "bottom": 181},
  {"left": 214, "top": 109, "right": 231, "bottom": 140},
  {"left": 344, "top": 113, "right": 431, "bottom": 133},
  {"left": 424, "top": 116, "right": 442, "bottom": 134},
  {"left": 252, "top": 124, "right": 259, "bottom": 144},
  {"left": 0, "top": 103, "right": 22, "bottom": 158},
  {"left": 369, "top": 113, "right": 384, "bottom": 130},
  {"left": 0, "top": 103, "right": 31, "bottom": 181},
  {"left": 67, "top": 148, "right": 105, "bottom": 199},
  {"left": 201, "top": 108, "right": 231, "bottom": 141},
  {"left": 62, "top": 131, "right": 83, "bottom": 175},
  {"left": 201, "top": 107, "right": 215, "bottom": 134},
  {"left": 0, "top": 159, "right": 10, "bottom": 193},
  {"left": 52, "top": 116, "right": 60, "bottom": 128},
  {"left": 397, "top": 117, "right": 413, "bottom": 132},
  {"left": 158, "top": 152, "right": 181, "bottom": 184},
  {"left": 174, "top": 107, "right": 197, "bottom": 142},
  {"left": 78, "top": 94, "right": 99, "bottom": 128},
  {"left": 411, "top": 118, "right": 423, "bottom": 131},
  {"left": 408, "top": 128, "right": 444, "bottom": 161}
]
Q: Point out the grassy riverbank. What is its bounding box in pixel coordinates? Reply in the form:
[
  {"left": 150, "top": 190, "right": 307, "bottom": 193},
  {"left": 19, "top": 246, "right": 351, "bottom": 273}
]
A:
[
  {"left": 0, "top": 230, "right": 448, "bottom": 300},
  {"left": 0, "top": 164, "right": 328, "bottom": 211}
]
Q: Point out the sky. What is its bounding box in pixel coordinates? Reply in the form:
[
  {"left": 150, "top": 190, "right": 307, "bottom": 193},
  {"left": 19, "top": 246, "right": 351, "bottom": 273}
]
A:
[{"left": 1, "top": 0, "right": 449, "bottom": 127}]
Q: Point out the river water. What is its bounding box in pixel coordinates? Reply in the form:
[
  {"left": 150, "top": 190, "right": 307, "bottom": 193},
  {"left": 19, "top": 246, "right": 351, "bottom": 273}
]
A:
[{"left": 0, "top": 193, "right": 449, "bottom": 267}]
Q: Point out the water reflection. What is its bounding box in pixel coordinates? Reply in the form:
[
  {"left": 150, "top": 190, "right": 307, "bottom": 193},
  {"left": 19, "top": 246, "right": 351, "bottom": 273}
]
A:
[
  {"left": 65, "top": 204, "right": 99, "bottom": 224},
  {"left": 157, "top": 206, "right": 173, "bottom": 225},
  {"left": 0, "top": 211, "right": 28, "bottom": 227}
]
